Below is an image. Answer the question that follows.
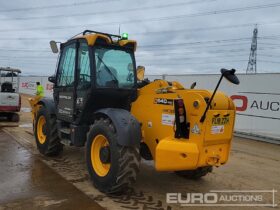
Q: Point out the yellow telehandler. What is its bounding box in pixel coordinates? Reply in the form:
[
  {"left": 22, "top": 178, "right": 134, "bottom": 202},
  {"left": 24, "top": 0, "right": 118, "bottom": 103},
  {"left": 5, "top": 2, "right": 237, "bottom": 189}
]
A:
[{"left": 29, "top": 30, "right": 239, "bottom": 194}]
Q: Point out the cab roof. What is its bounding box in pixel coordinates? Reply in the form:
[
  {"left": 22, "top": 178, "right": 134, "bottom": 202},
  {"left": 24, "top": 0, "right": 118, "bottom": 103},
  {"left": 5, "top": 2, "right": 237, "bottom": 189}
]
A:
[{"left": 68, "top": 30, "right": 137, "bottom": 51}]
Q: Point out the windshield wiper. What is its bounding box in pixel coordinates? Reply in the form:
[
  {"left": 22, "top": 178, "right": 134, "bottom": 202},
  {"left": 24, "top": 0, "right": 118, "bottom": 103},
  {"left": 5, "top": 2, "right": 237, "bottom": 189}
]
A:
[{"left": 96, "top": 55, "right": 118, "bottom": 82}]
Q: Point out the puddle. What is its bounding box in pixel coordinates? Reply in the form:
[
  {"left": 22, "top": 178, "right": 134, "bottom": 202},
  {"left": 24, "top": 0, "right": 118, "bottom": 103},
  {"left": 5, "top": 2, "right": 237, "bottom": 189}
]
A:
[
  {"left": 19, "top": 123, "right": 33, "bottom": 128},
  {"left": 21, "top": 107, "right": 31, "bottom": 112}
]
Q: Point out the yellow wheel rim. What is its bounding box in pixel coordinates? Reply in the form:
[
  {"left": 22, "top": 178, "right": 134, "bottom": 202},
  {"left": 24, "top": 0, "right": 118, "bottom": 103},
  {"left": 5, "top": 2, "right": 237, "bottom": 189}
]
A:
[
  {"left": 37, "top": 115, "right": 46, "bottom": 144},
  {"left": 91, "top": 134, "right": 111, "bottom": 177}
]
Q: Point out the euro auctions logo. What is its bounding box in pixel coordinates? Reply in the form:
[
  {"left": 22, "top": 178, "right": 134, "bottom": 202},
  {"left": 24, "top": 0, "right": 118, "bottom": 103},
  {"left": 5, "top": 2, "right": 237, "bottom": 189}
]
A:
[
  {"left": 231, "top": 94, "right": 280, "bottom": 112},
  {"left": 230, "top": 92, "right": 280, "bottom": 120},
  {"left": 166, "top": 190, "right": 277, "bottom": 207}
]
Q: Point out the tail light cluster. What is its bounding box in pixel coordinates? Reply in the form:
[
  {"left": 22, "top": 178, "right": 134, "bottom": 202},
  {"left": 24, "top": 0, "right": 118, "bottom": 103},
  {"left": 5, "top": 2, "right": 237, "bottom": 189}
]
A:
[{"left": 174, "top": 99, "right": 190, "bottom": 139}]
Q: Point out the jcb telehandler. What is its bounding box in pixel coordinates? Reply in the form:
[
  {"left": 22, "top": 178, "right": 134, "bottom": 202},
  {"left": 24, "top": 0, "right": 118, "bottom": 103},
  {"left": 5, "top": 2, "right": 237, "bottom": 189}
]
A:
[{"left": 29, "top": 30, "right": 239, "bottom": 194}]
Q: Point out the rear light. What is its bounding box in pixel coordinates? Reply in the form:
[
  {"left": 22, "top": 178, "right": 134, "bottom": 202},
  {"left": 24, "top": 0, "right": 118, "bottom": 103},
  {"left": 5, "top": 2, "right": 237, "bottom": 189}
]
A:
[
  {"left": 177, "top": 99, "right": 184, "bottom": 107},
  {"left": 174, "top": 99, "right": 189, "bottom": 139},
  {"left": 178, "top": 108, "right": 184, "bottom": 113}
]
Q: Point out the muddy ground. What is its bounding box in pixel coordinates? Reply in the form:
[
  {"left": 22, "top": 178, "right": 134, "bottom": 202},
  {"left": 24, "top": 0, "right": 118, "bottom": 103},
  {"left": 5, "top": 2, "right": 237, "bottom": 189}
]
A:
[{"left": 0, "top": 94, "right": 279, "bottom": 210}]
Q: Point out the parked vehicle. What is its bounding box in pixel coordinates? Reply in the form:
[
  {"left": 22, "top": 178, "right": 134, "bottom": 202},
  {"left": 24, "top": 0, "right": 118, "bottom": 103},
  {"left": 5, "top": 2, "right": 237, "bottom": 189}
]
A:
[{"left": 0, "top": 67, "right": 21, "bottom": 122}]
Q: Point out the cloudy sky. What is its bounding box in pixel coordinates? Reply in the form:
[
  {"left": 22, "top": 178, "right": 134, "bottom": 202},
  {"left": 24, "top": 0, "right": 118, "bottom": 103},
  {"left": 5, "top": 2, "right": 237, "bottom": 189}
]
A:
[{"left": 0, "top": 0, "right": 279, "bottom": 76}]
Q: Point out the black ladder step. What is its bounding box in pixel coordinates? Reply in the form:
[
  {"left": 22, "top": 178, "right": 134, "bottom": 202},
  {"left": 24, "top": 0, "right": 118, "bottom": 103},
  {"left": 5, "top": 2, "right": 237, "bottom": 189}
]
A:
[
  {"left": 60, "top": 138, "right": 72, "bottom": 146},
  {"left": 59, "top": 128, "right": 71, "bottom": 135}
]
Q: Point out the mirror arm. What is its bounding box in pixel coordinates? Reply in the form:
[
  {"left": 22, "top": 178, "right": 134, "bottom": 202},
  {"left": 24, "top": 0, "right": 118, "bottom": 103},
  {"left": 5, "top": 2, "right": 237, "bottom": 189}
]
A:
[{"left": 200, "top": 73, "right": 224, "bottom": 123}]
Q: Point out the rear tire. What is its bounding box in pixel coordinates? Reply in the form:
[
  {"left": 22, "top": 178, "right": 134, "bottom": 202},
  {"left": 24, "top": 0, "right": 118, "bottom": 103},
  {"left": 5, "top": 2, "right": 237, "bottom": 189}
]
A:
[
  {"left": 86, "top": 118, "right": 140, "bottom": 194},
  {"left": 175, "top": 166, "right": 213, "bottom": 179},
  {"left": 34, "top": 106, "right": 63, "bottom": 156},
  {"left": 10, "top": 113, "right": 19, "bottom": 122}
]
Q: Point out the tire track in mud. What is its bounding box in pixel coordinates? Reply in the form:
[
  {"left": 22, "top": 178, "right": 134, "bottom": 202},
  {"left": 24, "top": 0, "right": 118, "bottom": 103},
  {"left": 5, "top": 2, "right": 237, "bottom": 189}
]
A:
[
  {"left": 107, "top": 189, "right": 172, "bottom": 210},
  {"left": 43, "top": 154, "right": 172, "bottom": 210}
]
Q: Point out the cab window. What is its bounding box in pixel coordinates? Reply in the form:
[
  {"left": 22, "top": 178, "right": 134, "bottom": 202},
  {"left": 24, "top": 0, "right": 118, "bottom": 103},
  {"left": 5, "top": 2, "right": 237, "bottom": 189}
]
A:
[
  {"left": 78, "top": 42, "right": 91, "bottom": 89},
  {"left": 95, "top": 47, "right": 135, "bottom": 88},
  {"left": 57, "top": 43, "right": 76, "bottom": 86}
]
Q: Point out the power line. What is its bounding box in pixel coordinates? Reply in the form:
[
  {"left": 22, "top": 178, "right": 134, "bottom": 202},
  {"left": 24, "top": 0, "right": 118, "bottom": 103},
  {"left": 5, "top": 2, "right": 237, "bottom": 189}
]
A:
[
  {"left": 139, "top": 38, "right": 251, "bottom": 48},
  {"left": 1, "top": 20, "right": 280, "bottom": 41},
  {"left": 0, "top": 38, "right": 252, "bottom": 52},
  {"left": 133, "top": 20, "right": 280, "bottom": 36},
  {"left": 0, "top": 0, "right": 217, "bottom": 21},
  {"left": 139, "top": 45, "right": 280, "bottom": 54},
  {"left": 138, "top": 54, "right": 250, "bottom": 60},
  {"left": 0, "top": 53, "right": 249, "bottom": 61},
  {"left": 0, "top": 56, "right": 55, "bottom": 60},
  {"left": 1, "top": 42, "right": 279, "bottom": 54},
  {"left": 259, "top": 35, "right": 280, "bottom": 40},
  {"left": 0, "top": 36, "right": 257, "bottom": 50},
  {"left": 258, "top": 60, "right": 280, "bottom": 64},
  {"left": 0, "top": 0, "right": 117, "bottom": 13},
  {"left": 138, "top": 46, "right": 280, "bottom": 57},
  {"left": 0, "top": 48, "right": 50, "bottom": 52},
  {"left": 0, "top": 57, "right": 247, "bottom": 65},
  {"left": 2, "top": 59, "right": 278, "bottom": 67},
  {"left": 142, "top": 59, "right": 248, "bottom": 65},
  {"left": 0, "top": 44, "right": 248, "bottom": 54},
  {"left": 0, "top": 34, "right": 279, "bottom": 53},
  {"left": 0, "top": 2, "right": 280, "bottom": 32},
  {"left": 258, "top": 54, "right": 280, "bottom": 58},
  {"left": 1, "top": 53, "right": 278, "bottom": 62}
]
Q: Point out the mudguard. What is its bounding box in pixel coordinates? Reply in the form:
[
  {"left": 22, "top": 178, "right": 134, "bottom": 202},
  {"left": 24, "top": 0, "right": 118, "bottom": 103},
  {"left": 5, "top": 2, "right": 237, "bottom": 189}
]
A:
[
  {"left": 38, "top": 97, "right": 56, "bottom": 115},
  {"left": 95, "top": 108, "right": 141, "bottom": 147}
]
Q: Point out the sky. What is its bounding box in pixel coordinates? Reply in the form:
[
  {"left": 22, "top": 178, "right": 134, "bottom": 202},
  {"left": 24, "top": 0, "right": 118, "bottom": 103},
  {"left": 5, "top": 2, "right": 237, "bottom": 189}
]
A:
[{"left": 0, "top": 0, "right": 279, "bottom": 76}]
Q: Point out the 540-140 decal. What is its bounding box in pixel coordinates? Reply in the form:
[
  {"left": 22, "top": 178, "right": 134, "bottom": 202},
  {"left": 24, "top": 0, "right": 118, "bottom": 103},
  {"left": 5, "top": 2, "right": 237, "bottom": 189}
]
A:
[{"left": 154, "top": 98, "right": 173, "bottom": 105}]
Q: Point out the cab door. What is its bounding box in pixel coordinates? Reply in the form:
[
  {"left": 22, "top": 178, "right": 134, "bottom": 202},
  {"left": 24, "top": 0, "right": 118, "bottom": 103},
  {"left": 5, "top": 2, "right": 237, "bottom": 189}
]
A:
[{"left": 54, "top": 41, "right": 77, "bottom": 122}]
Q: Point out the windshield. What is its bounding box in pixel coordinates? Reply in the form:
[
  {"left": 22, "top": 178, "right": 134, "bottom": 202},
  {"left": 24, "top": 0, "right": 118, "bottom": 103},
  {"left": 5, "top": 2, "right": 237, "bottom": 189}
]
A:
[{"left": 95, "top": 47, "right": 135, "bottom": 88}]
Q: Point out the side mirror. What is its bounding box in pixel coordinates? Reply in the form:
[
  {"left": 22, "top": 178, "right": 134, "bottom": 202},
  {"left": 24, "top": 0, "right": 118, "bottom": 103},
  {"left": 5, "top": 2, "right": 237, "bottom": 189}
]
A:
[
  {"left": 190, "top": 82, "right": 196, "bottom": 89},
  {"left": 50, "top": 40, "right": 59, "bottom": 54},
  {"left": 200, "top": 68, "right": 240, "bottom": 123},
  {"left": 136, "top": 66, "right": 145, "bottom": 81},
  {"left": 48, "top": 75, "right": 56, "bottom": 83},
  {"left": 221, "top": 68, "right": 240, "bottom": 85}
]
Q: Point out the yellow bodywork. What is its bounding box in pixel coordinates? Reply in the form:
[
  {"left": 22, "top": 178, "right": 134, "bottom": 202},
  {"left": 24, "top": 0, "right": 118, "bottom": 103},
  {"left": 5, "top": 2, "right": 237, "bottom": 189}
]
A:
[
  {"left": 91, "top": 134, "right": 111, "bottom": 177},
  {"left": 28, "top": 96, "right": 42, "bottom": 126},
  {"left": 37, "top": 115, "right": 46, "bottom": 144},
  {"left": 74, "top": 34, "right": 137, "bottom": 51},
  {"left": 29, "top": 32, "right": 236, "bottom": 173},
  {"left": 131, "top": 80, "right": 236, "bottom": 171}
]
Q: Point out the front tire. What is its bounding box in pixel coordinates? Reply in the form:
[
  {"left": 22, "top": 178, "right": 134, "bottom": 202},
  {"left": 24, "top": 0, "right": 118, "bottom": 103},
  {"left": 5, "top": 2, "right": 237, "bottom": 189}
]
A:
[
  {"left": 34, "top": 106, "right": 63, "bottom": 156},
  {"left": 86, "top": 118, "right": 140, "bottom": 194}
]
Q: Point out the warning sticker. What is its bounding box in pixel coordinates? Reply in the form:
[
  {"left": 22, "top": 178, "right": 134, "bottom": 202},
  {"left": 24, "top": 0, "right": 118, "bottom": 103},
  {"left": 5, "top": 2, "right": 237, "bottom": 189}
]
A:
[
  {"left": 211, "top": 125, "right": 224, "bottom": 134},
  {"left": 162, "top": 114, "right": 175, "bottom": 126}
]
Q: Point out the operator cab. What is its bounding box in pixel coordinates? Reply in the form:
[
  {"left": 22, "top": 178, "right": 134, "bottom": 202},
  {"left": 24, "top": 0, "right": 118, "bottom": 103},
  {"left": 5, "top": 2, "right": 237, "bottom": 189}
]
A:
[{"left": 49, "top": 30, "right": 138, "bottom": 124}]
